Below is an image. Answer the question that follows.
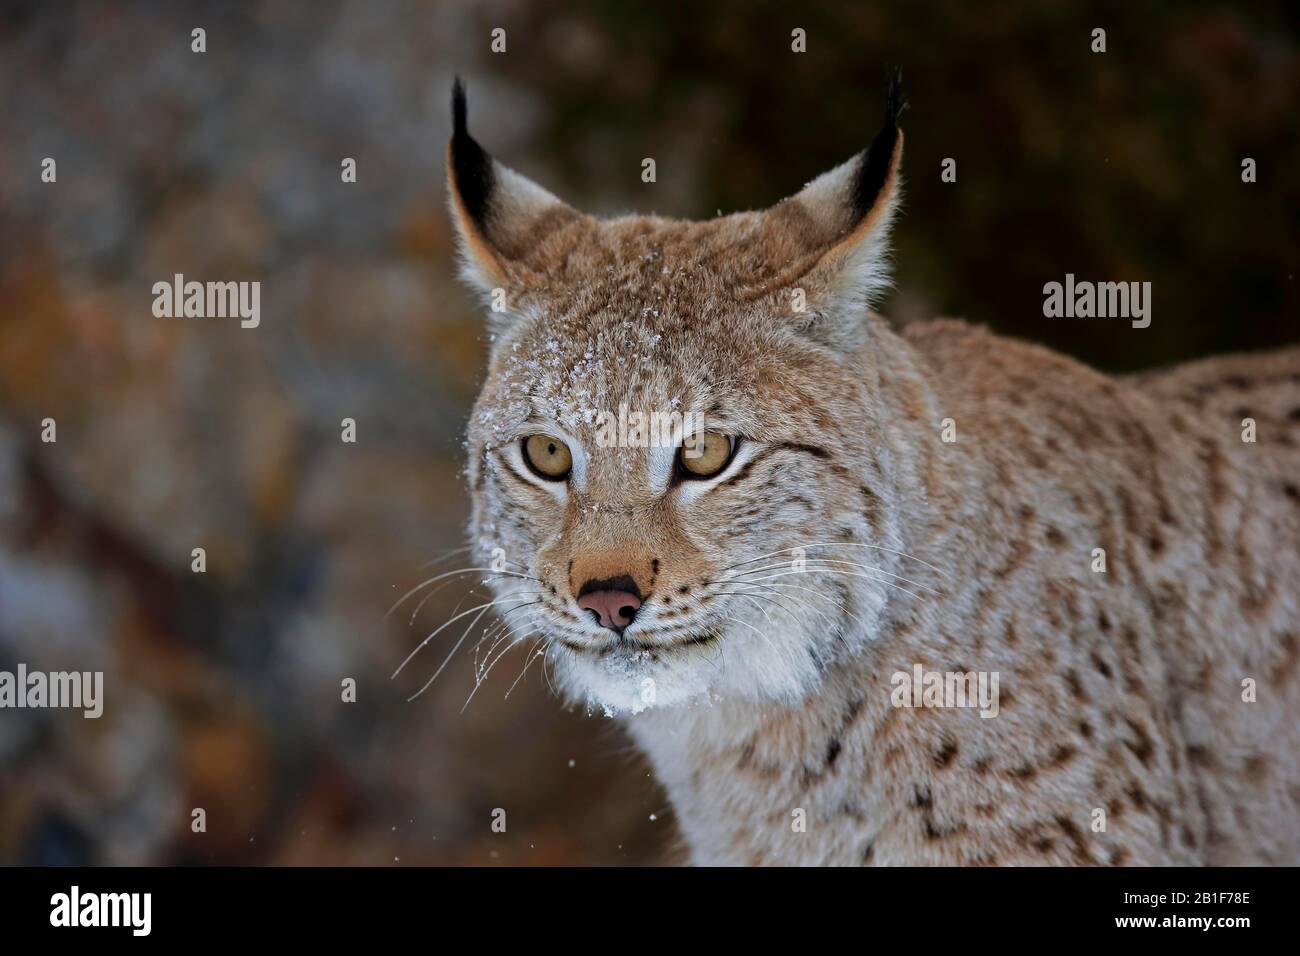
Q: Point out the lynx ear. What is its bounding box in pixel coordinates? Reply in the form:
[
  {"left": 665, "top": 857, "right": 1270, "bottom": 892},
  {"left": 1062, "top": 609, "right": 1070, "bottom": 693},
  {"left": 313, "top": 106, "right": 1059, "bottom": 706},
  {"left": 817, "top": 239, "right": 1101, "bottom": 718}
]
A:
[
  {"left": 763, "top": 71, "right": 905, "bottom": 348},
  {"left": 447, "top": 78, "right": 583, "bottom": 296}
]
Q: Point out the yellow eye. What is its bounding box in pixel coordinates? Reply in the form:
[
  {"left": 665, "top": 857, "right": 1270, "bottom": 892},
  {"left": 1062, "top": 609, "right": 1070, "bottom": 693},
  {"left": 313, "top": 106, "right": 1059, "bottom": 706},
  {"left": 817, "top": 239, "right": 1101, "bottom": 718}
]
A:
[
  {"left": 522, "top": 434, "right": 572, "bottom": 480},
  {"left": 678, "top": 431, "right": 735, "bottom": 479}
]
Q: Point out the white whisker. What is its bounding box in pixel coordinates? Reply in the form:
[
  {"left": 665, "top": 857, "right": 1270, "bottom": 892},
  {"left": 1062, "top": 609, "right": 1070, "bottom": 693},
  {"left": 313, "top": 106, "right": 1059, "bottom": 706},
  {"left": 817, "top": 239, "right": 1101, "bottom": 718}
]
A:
[
  {"left": 718, "top": 541, "right": 948, "bottom": 578},
  {"left": 735, "top": 567, "right": 925, "bottom": 600},
  {"left": 720, "top": 557, "right": 939, "bottom": 595},
  {"left": 393, "top": 594, "right": 541, "bottom": 680},
  {"left": 505, "top": 639, "right": 549, "bottom": 700}
]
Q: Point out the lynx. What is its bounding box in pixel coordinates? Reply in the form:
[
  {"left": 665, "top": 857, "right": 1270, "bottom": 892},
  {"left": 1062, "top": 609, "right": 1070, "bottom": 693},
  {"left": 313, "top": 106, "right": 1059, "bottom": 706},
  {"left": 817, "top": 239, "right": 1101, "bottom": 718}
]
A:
[{"left": 446, "top": 75, "right": 1300, "bottom": 865}]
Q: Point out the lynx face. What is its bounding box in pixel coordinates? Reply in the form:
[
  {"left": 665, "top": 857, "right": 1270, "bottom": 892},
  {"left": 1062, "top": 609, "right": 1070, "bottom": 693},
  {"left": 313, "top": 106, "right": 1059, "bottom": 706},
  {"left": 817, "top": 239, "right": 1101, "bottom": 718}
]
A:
[{"left": 450, "top": 77, "right": 907, "bottom": 713}]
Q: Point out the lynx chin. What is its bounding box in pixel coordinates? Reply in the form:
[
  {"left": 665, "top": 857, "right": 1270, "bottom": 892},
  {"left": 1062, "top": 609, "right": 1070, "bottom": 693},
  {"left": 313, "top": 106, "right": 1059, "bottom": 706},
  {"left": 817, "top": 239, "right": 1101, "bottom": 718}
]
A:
[{"left": 445, "top": 74, "right": 1300, "bottom": 865}]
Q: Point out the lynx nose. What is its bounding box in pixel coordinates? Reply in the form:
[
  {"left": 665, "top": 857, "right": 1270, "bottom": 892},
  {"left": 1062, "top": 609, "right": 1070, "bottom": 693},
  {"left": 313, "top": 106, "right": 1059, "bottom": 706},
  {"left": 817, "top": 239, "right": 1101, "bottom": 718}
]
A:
[{"left": 576, "top": 575, "right": 643, "bottom": 634}]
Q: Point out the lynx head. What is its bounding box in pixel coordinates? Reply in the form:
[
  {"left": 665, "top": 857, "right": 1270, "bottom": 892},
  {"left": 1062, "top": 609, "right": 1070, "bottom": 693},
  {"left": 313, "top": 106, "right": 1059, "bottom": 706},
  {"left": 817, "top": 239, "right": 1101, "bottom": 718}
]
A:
[{"left": 450, "top": 75, "right": 908, "bottom": 714}]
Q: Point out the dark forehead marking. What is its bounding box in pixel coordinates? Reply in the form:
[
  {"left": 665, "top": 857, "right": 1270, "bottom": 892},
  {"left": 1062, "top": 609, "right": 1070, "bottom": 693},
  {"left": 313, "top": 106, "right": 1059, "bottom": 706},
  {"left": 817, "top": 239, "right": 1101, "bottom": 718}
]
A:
[{"left": 774, "top": 442, "right": 832, "bottom": 460}]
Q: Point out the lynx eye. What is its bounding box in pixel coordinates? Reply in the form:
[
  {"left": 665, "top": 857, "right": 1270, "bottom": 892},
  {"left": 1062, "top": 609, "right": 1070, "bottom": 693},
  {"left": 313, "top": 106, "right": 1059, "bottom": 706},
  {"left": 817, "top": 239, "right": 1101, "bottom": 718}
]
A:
[
  {"left": 522, "top": 434, "right": 572, "bottom": 480},
  {"left": 677, "top": 431, "right": 736, "bottom": 479}
]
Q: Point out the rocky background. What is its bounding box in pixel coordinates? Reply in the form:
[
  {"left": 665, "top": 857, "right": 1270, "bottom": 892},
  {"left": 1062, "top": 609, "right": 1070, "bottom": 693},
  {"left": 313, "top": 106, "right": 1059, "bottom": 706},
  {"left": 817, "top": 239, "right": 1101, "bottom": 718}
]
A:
[{"left": 0, "top": 0, "right": 1295, "bottom": 865}]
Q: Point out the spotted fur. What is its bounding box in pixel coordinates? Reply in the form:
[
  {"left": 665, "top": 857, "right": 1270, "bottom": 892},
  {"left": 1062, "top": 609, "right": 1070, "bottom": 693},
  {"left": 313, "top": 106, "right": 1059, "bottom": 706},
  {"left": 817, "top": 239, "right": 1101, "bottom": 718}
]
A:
[{"left": 449, "top": 79, "right": 1300, "bottom": 865}]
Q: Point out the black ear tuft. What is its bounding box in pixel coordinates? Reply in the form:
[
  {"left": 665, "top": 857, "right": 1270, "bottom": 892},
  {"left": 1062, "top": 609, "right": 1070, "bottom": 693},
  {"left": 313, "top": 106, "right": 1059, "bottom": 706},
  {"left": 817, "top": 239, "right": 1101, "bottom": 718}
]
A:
[
  {"left": 851, "top": 68, "right": 905, "bottom": 223},
  {"left": 450, "top": 76, "right": 495, "bottom": 228},
  {"left": 452, "top": 75, "right": 468, "bottom": 135},
  {"left": 883, "top": 66, "right": 904, "bottom": 127}
]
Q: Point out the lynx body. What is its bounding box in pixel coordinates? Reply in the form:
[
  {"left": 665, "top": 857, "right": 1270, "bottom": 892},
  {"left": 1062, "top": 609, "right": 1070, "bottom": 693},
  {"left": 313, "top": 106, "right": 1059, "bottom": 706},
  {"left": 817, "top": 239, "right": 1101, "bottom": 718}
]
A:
[{"left": 447, "top": 78, "right": 1300, "bottom": 864}]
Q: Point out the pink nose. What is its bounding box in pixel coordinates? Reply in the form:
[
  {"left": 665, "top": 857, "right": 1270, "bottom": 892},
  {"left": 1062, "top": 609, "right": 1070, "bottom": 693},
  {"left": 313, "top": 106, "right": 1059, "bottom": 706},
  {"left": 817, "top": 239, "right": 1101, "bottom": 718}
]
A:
[{"left": 576, "top": 581, "right": 642, "bottom": 633}]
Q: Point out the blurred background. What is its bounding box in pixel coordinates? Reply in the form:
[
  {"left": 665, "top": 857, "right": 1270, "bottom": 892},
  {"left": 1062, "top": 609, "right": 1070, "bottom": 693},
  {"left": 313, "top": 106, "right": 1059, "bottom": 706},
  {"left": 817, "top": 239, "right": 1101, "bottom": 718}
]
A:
[{"left": 0, "top": 0, "right": 1295, "bottom": 865}]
